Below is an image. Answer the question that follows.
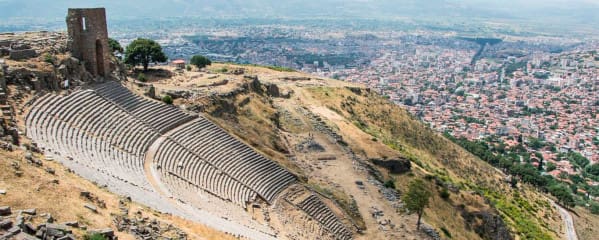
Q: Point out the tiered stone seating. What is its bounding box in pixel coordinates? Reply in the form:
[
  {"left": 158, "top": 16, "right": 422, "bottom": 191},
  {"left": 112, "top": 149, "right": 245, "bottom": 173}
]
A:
[
  {"left": 297, "top": 195, "right": 353, "bottom": 240},
  {"left": 26, "top": 89, "right": 159, "bottom": 190},
  {"left": 154, "top": 137, "right": 258, "bottom": 206},
  {"left": 161, "top": 117, "right": 297, "bottom": 203},
  {"left": 93, "top": 81, "right": 195, "bottom": 133},
  {"left": 25, "top": 81, "right": 351, "bottom": 240}
]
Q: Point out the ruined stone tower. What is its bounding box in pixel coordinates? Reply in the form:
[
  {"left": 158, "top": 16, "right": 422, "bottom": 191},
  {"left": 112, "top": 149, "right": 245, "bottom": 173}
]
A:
[{"left": 66, "top": 8, "right": 110, "bottom": 77}]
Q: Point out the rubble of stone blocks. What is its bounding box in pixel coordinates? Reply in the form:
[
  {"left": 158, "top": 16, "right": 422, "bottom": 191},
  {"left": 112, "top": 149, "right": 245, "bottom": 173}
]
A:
[{"left": 0, "top": 205, "right": 116, "bottom": 240}]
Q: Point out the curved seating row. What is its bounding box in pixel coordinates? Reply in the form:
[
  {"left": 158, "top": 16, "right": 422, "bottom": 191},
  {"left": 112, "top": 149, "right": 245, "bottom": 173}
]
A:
[
  {"left": 154, "top": 137, "right": 257, "bottom": 206},
  {"left": 161, "top": 117, "right": 297, "bottom": 203},
  {"left": 25, "top": 90, "right": 159, "bottom": 190},
  {"left": 92, "top": 81, "right": 195, "bottom": 133},
  {"left": 296, "top": 195, "right": 353, "bottom": 240},
  {"left": 26, "top": 82, "right": 295, "bottom": 207}
]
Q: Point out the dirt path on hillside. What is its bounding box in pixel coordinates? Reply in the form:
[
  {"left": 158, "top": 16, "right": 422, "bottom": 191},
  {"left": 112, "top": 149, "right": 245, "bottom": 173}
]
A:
[{"left": 551, "top": 200, "right": 578, "bottom": 240}]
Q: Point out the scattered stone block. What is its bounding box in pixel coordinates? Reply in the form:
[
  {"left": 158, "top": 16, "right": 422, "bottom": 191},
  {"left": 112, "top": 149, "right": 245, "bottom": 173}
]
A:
[
  {"left": 45, "top": 167, "right": 55, "bottom": 175},
  {"left": 8, "top": 225, "right": 22, "bottom": 235},
  {"left": 45, "top": 214, "right": 55, "bottom": 223},
  {"left": 45, "top": 223, "right": 71, "bottom": 237},
  {"left": 0, "top": 47, "right": 8, "bottom": 57},
  {"left": 24, "top": 151, "right": 32, "bottom": 160},
  {"left": 90, "top": 228, "right": 114, "bottom": 238},
  {"left": 0, "top": 219, "right": 13, "bottom": 229},
  {"left": 35, "top": 228, "right": 44, "bottom": 238},
  {"left": 15, "top": 214, "right": 24, "bottom": 227},
  {"left": 10, "top": 43, "right": 30, "bottom": 50},
  {"left": 23, "top": 223, "right": 36, "bottom": 234},
  {"left": 0, "top": 189, "right": 6, "bottom": 195},
  {"left": 21, "top": 209, "right": 36, "bottom": 215},
  {"left": 62, "top": 221, "right": 78, "bottom": 228},
  {"left": 0, "top": 206, "right": 11, "bottom": 216},
  {"left": 0, "top": 40, "right": 11, "bottom": 48},
  {"left": 84, "top": 204, "right": 97, "bottom": 213},
  {"left": 80, "top": 191, "right": 91, "bottom": 198},
  {"left": 9, "top": 49, "right": 37, "bottom": 60}
]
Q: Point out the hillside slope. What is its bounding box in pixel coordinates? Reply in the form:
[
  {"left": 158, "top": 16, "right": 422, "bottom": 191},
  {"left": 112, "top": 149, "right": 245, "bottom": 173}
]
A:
[{"left": 139, "top": 63, "right": 572, "bottom": 240}]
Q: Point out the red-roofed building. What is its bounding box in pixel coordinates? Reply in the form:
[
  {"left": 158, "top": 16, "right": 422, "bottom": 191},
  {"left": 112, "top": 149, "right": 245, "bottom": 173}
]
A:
[{"left": 172, "top": 59, "right": 186, "bottom": 70}]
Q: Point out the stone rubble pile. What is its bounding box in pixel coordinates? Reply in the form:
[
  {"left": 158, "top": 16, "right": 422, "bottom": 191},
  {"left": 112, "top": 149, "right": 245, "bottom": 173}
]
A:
[
  {"left": 0, "top": 205, "right": 116, "bottom": 240},
  {"left": 0, "top": 32, "right": 67, "bottom": 58},
  {"left": 367, "top": 175, "right": 403, "bottom": 210},
  {"left": 113, "top": 197, "right": 188, "bottom": 240},
  {"left": 420, "top": 223, "right": 441, "bottom": 240}
]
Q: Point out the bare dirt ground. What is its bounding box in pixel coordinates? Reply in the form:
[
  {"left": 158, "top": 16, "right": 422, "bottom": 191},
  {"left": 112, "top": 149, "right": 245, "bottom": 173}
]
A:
[{"left": 572, "top": 206, "right": 599, "bottom": 240}]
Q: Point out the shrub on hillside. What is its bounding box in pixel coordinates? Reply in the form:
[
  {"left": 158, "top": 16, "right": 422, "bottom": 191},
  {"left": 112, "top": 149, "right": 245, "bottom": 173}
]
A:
[
  {"left": 190, "top": 55, "right": 212, "bottom": 69},
  {"left": 162, "top": 95, "right": 173, "bottom": 105},
  {"left": 440, "top": 187, "right": 451, "bottom": 200},
  {"left": 43, "top": 53, "right": 55, "bottom": 65},
  {"left": 383, "top": 179, "right": 395, "bottom": 189},
  {"left": 137, "top": 73, "right": 147, "bottom": 82},
  {"left": 83, "top": 233, "right": 107, "bottom": 240}
]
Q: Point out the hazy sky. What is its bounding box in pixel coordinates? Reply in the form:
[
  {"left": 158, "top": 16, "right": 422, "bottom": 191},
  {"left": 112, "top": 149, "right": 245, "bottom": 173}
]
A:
[{"left": 1, "top": 0, "right": 598, "bottom": 30}]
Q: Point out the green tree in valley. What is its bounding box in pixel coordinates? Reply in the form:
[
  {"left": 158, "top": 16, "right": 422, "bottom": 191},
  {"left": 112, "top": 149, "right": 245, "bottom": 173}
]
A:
[
  {"left": 548, "top": 184, "right": 575, "bottom": 208},
  {"left": 108, "top": 38, "right": 123, "bottom": 54},
  {"left": 586, "top": 164, "right": 599, "bottom": 176},
  {"left": 591, "top": 202, "right": 599, "bottom": 215},
  {"left": 404, "top": 179, "right": 432, "bottom": 230},
  {"left": 567, "top": 152, "right": 589, "bottom": 168},
  {"left": 190, "top": 55, "right": 212, "bottom": 69},
  {"left": 124, "top": 38, "right": 167, "bottom": 71},
  {"left": 546, "top": 162, "right": 557, "bottom": 172}
]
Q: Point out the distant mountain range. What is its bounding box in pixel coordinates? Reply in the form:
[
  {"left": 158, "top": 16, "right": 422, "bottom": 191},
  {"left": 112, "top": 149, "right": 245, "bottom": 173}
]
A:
[{"left": 1, "top": 0, "right": 598, "bottom": 33}]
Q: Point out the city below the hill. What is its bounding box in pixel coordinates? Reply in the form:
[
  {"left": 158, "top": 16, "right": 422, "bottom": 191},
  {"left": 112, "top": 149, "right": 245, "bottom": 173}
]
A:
[{"left": 108, "top": 18, "right": 598, "bottom": 196}]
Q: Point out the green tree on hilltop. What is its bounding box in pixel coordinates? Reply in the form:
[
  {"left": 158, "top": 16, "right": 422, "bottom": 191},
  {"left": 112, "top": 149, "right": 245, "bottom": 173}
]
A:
[
  {"left": 108, "top": 38, "right": 123, "bottom": 54},
  {"left": 404, "top": 179, "right": 432, "bottom": 230},
  {"left": 124, "top": 38, "right": 167, "bottom": 71},
  {"left": 190, "top": 55, "right": 212, "bottom": 69}
]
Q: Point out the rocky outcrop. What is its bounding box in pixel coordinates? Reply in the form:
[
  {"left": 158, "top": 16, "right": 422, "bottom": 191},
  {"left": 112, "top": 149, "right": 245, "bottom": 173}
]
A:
[
  {"left": 460, "top": 209, "right": 512, "bottom": 240},
  {"left": 3, "top": 56, "right": 99, "bottom": 91},
  {"left": 1, "top": 32, "right": 125, "bottom": 93},
  {"left": 244, "top": 75, "right": 291, "bottom": 98},
  {"left": 210, "top": 98, "right": 238, "bottom": 117},
  {"left": 371, "top": 158, "right": 412, "bottom": 174},
  {"left": 56, "top": 57, "right": 94, "bottom": 84},
  {"left": 4, "top": 66, "right": 59, "bottom": 90}
]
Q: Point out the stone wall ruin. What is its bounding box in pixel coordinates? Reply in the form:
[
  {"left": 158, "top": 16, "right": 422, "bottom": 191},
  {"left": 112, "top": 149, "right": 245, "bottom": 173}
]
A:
[{"left": 66, "top": 8, "right": 110, "bottom": 77}]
